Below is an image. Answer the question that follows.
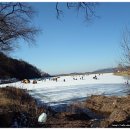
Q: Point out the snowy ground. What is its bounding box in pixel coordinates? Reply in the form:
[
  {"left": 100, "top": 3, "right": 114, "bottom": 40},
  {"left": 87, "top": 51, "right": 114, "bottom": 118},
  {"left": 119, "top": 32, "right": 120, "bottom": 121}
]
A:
[{"left": 0, "top": 73, "right": 130, "bottom": 106}]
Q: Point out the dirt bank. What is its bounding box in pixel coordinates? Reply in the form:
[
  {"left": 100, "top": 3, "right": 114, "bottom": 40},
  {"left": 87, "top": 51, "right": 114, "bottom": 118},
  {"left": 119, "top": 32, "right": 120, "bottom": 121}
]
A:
[
  {"left": 44, "top": 112, "right": 91, "bottom": 128},
  {"left": 85, "top": 95, "right": 130, "bottom": 127},
  {"left": 1, "top": 86, "right": 130, "bottom": 128},
  {"left": 0, "top": 87, "right": 45, "bottom": 127}
]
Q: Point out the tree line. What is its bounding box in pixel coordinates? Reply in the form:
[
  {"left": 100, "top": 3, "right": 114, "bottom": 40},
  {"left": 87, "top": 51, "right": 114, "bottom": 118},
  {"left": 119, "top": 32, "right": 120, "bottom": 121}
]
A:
[{"left": 0, "top": 52, "right": 49, "bottom": 80}]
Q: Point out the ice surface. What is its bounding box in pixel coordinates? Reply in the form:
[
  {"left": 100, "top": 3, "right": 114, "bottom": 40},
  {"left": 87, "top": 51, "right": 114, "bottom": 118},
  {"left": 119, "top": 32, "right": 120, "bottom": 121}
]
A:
[{"left": 0, "top": 73, "right": 130, "bottom": 106}]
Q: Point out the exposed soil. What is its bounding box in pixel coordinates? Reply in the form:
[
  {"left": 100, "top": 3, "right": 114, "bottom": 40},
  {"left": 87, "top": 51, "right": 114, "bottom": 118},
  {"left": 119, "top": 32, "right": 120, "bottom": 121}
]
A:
[
  {"left": 44, "top": 112, "right": 91, "bottom": 128},
  {"left": 84, "top": 95, "right": 130, "bottom": 127}
]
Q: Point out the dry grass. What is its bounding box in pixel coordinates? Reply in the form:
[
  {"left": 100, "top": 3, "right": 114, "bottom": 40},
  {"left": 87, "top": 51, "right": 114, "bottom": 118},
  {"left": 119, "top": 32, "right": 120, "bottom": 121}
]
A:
[
  {"left": 44, "top": 101, "right": 92, "bottom": 128},
  {"left": 114, "top": 71, "right": 130, "bottom": 76},
  {"left": 0, "top": 92, "right": 11, "bottom": 106},
  {"left": 0, "top": 86, "right": 45, "bottom": 128},
  {"left": 0, "top": 87, "right": 32, "bottom": 111}
]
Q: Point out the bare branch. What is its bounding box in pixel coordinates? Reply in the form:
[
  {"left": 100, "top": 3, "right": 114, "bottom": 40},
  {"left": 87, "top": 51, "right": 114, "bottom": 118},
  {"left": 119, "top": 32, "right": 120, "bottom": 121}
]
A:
[
  {"left": 0, "top": 2, "right": 39, "bottom": 53},
  {"left": 55, "top": 2, "right": 98, "bottom": 21},
  {"left": 120, "top": 27, "right": 130, "bottom": 67},
  {"left": 56, "top": 2, "right": 63, "bottom": 19}
]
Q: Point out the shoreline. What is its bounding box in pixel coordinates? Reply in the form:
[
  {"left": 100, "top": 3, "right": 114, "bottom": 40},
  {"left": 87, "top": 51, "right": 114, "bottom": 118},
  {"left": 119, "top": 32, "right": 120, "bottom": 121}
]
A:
[{"left": 1, "top": 86, "right": 130, "bottom": 128}]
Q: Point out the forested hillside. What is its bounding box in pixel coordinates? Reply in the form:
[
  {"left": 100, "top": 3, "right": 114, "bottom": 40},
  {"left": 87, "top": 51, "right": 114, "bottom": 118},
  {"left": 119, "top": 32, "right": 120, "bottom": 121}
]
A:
[{"left": 0, "top": 52, "right": 49, "bottom": 80}]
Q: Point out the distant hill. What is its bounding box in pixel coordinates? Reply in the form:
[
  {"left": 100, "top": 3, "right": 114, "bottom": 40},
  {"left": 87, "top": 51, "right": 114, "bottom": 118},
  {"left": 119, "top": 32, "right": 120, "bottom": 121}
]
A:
[
  {"left": 92, "top": 68, "right": 117, "bottom": 74},
  {"left": 0, "top": 52, "right": 50, "bottom": 80},
  {"left": 55, "top": 68, "right": 117, "bottom": 77},
  {"left": 55, "top": 72, "right": 91, "bottom": 77}
]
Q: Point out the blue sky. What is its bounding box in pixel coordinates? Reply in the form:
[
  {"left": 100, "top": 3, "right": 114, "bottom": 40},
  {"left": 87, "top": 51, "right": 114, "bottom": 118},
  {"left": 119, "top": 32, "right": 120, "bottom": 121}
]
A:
[{"left": 12, "top": 2, "right": 130, "bottom": 75}]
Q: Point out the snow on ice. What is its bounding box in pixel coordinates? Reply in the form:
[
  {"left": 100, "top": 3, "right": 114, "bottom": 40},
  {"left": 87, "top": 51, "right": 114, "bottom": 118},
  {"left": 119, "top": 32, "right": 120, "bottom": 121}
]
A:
[{"left": 0, "top": 73, "right": 130, "bottom": 106}]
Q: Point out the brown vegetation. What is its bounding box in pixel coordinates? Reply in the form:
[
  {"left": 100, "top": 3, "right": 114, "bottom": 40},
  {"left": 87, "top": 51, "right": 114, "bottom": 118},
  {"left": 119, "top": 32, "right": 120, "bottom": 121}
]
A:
[
  {"left": 114, "top": 70, "right": 130, "bottom": 76},
  {"left": 0, "top": 87, "right": 45, "bottom": 127},
  {"left": 1, "top": 87, "right": 130, "bottom": 128},
  {"left": 85, "top": 95, "right": 130, "bottom": 127},
  {"left": 44, "top": 112, "right": 91, "bottom": 128},
  {"left": 44, "top": 101, "right": 93, "bottom": 128}
]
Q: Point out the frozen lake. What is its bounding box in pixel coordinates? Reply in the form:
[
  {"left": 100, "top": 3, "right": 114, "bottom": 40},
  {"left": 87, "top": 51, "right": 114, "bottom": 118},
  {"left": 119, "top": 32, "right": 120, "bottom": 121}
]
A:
[
  {"left": 0, "top": 73, "right": 130, "bottom": 107},
  {"left": 29, "top": 83, "right": 130, "bottom": 106}
]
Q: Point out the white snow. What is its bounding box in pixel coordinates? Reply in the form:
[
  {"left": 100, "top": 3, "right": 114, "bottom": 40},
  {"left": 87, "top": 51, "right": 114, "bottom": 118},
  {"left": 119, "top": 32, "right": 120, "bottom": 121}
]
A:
[{"left": 0, "top": 73, "right": 129, "bottom": 106}]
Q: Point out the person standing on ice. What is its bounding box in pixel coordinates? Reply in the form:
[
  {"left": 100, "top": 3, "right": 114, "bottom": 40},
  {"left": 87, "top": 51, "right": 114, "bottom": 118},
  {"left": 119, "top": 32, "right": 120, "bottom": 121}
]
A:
[{"left": 126, "top": 80, "right": 129, "bottom": 85}]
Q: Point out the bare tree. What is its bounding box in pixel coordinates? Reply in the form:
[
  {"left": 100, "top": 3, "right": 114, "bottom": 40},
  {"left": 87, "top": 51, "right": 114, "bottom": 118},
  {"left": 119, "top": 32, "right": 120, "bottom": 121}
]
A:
[
  {"left": 0, "top": 2, "right": 98, "bottom": 53},
  {"left": 0, "top": 2, "right": 39, "bottom": 53},
  {"left": 117, "top": 63, "right": 125, "bottom": 72},
  {"left": 55, "top": 2, "right": 98, "bottom": 21},
  {"left": 121, "top": 27, "right": 130, "bottom": 67}
]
